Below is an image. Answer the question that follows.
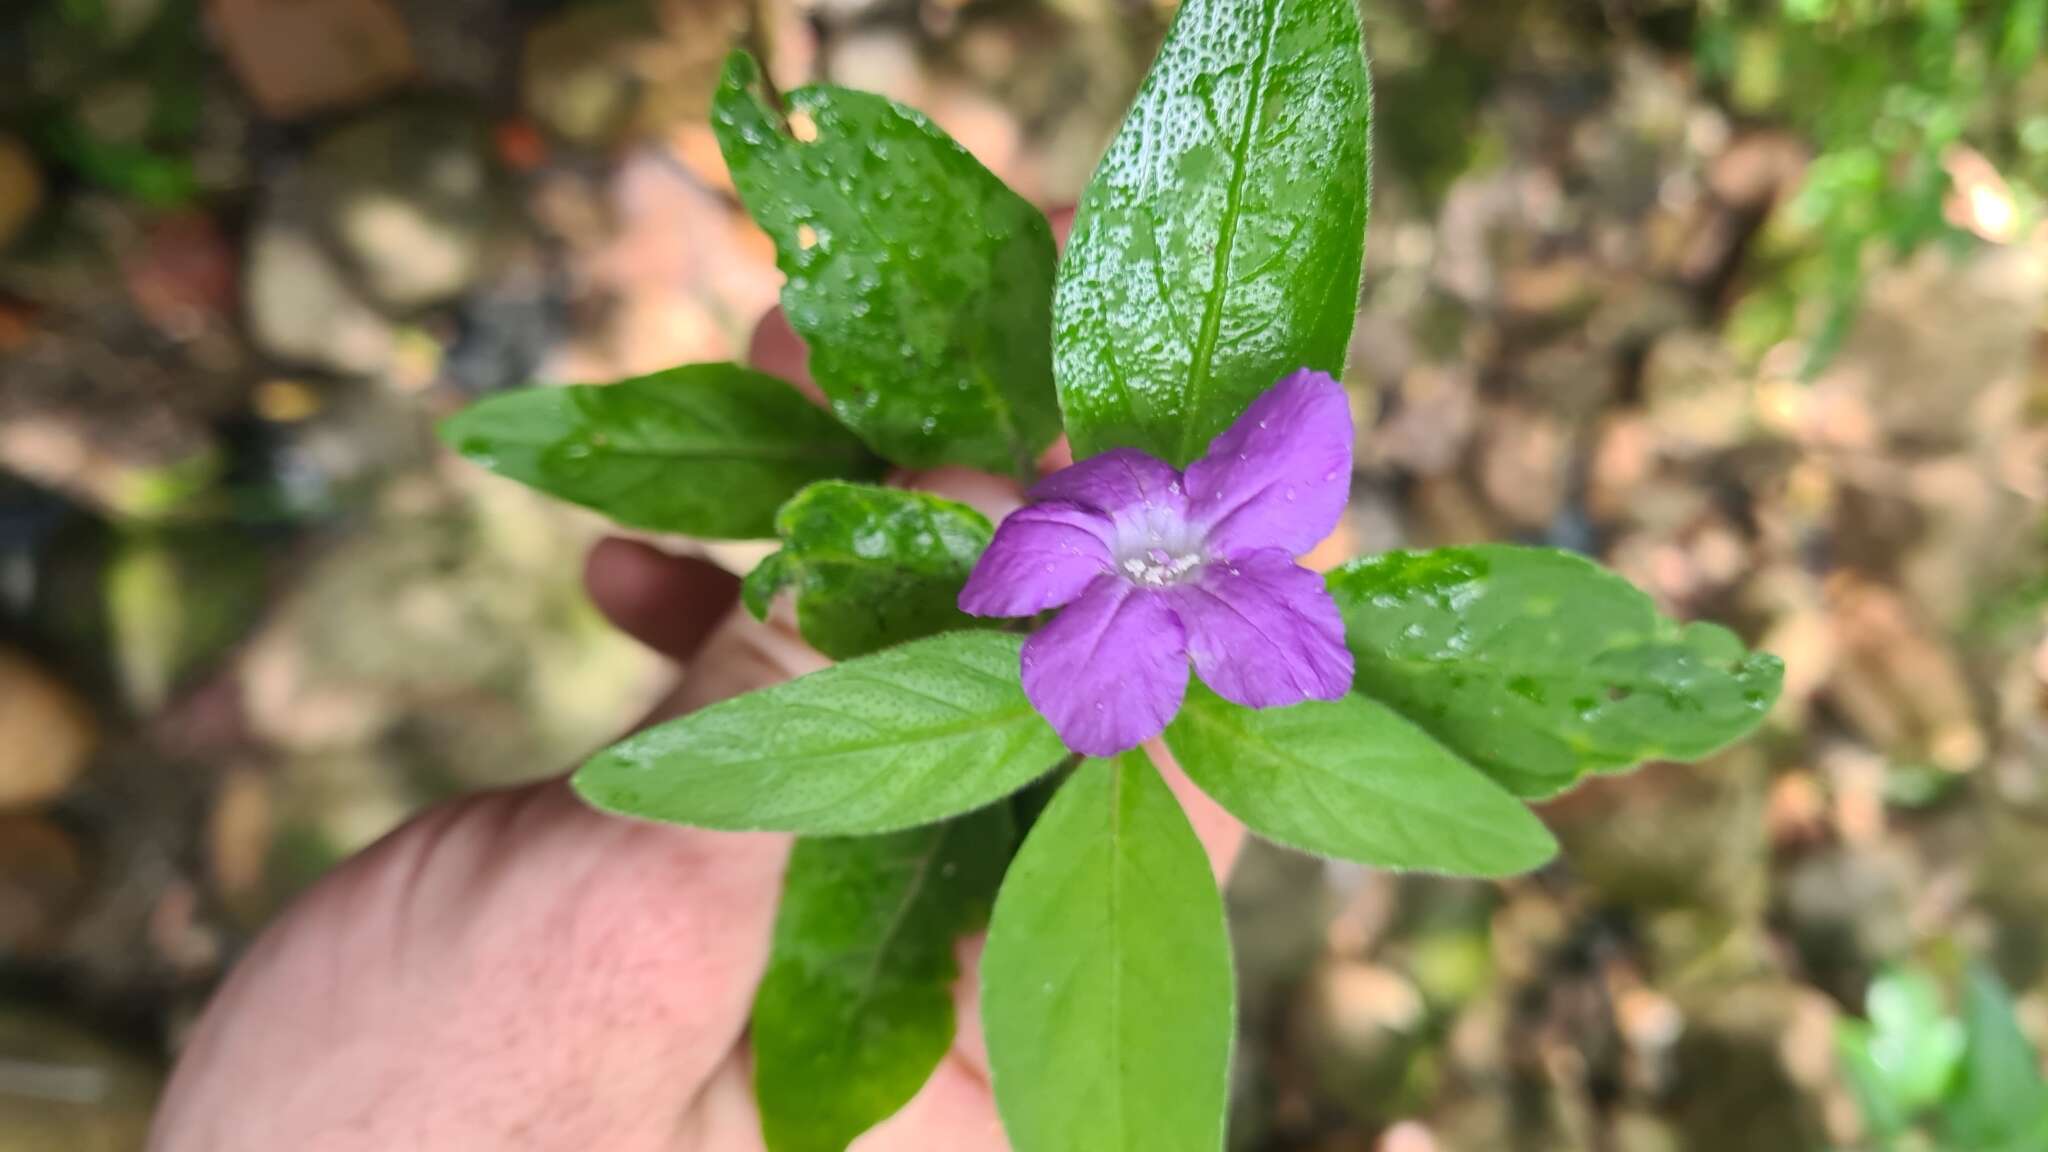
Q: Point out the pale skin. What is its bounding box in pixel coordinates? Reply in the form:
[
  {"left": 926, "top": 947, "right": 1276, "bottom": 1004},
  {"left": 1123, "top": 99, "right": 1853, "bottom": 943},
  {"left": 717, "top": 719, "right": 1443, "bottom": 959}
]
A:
[{"left": 149, "top": 305, "right": 1247, "bottom": 1151}]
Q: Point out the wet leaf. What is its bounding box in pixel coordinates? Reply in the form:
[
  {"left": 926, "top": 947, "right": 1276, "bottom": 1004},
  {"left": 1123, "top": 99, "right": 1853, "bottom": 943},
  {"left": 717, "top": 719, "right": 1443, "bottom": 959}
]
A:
[
  {"left": 1165, "top": 683, "right": 1556, "bottom": 877},
  {"left": 743, "top": 482, "right": 994, "bottom": 660},
  {"left": 439, "top": 362, "right": 880, "bottom": 539},
  {"left": 1054, "top": 0, "right": 1371, "bottom": 466},
  {"left": 1328, "top": 546, "right": 1784, "bottom": 798},
  {"left": 754, "top": 806, "right": 1013, "bottom": 1152},
  {"left": 574, "top": 632, "right": 1065, "bottom": 834},
  {"left": 982, "top": 752, "right": 1233, "bottom": 1152},
  {"left": 1863, "top": 968, "right": 1966, "bottom": 1112},
  {"left": 715, "top": 52, "right": 1060, "bottom": 478},
  {"left": 1947, "top": 965, "right": 2048, "bottom": 1145}
]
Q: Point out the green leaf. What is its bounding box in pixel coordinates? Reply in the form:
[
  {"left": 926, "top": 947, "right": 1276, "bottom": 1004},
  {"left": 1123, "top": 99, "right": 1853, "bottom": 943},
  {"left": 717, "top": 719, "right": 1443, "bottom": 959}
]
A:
[
  {"left": 713, "top": 52, "right": 1060, "bottom": 478},
  {"left": 1165, "top": 684, "right": 1556, "bottom": 877},
  {"left": 439, "top": 362, "right": 880, "bottom": 539},
  {"left": 1327, "top": 546, "right": 1784, "bottom": 799},
  {"left": 1864, "top": 968, "right": 1966, "bottom": 1114},
  {"left": 982, "top": 752, "right": 1234, "bottom": 1152},
  {"left": 1947, "top": 964, "right": 2048, "bottom": 1144},
  {"left": 1053, "top": 0, "right": 1371, "bottom": 466},
  {"left": 573, "top": 631, "right": 1065, "bottom": 834},
  {"left": 743, "top": 482, "right": 993, "bottom": 660},
  {"left": 754, "top": 806, "right": 1013, "bottom": 1152},
  {"left": 1837, "top": 1023, "right": 1913, "bottom": 1143}
]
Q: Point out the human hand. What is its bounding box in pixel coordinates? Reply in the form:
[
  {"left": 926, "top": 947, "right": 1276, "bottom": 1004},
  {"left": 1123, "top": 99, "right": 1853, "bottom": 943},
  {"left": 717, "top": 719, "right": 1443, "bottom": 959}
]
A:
[{"left": 150, "top": 306, "right": 1244, "bottom": 1152}]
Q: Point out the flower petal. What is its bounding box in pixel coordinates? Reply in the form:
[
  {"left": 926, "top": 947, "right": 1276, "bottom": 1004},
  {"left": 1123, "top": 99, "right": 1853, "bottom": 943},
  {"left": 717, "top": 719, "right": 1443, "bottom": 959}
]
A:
[
  {"left": 1022, "top": 575, "right": 1188, "bottom": 756},
  {"left": 959, "top": 501, "right": 1114, "bottom": 617},
  {"left": 1169, "top": 549, "right": 1353, "bottom": 709},
  {"left": 1184, "top": 369, "right": 1354, "bottom": 556},
  {"left": 1030, "top": 448, "right": 1188, "bottom": 524}
]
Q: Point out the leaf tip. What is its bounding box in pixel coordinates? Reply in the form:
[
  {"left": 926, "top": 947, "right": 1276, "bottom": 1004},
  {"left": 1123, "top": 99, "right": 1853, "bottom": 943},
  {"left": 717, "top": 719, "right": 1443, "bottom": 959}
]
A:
[
  {"left": 567, "top": 755, "right": 628, "bottom": 818},
  {"left": 719, "top": 47, "right": 762, "bottom": 95},
  {"left": 743, "top": 550, "right": 793, "bottom": 622}
]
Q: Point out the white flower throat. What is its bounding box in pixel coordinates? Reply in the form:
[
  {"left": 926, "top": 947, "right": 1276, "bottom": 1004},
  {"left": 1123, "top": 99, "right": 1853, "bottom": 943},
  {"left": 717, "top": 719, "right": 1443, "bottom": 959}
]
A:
[{"left": 1120, "top": 548, "right": 1203, "bottom": 587}]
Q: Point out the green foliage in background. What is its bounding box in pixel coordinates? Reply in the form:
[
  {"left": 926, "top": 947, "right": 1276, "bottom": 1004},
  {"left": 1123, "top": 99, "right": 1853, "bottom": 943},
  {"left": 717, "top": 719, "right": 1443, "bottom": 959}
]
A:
[
  {"left": 1701, "top": 0, "right": 2048, "bottom": 372},
  {"left": 6, "top": 0, "right": 208, "bottom": 204},
  {"left": 1838, "top": 965, "right": 2048, "bottom": 1151}
]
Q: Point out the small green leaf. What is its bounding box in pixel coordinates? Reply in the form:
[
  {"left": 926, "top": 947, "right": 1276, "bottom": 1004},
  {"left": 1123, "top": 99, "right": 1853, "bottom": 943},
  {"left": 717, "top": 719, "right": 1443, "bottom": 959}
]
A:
[
  {"left": 1053, "top": 0, "right": 1371, "bottom": 466},
  {"left": 983, "top": 752, "right": 1234, "bottom": 1152},
  {"left": 1947, "top": 964, "right": 2048, "bottom": 1144},
  {"left": 1165, "top": 684, "right": 1556, "bottom": 877},
  {"left": 743, "top": 482, "right": 994, "bottom": 660},
  {"left": 1328, "top": 546, "right": 1784, "bottom": 798},
  {"left": 574, "top": 631, "right": 1065, "bottom": 834},
  {"left": 714, "top": 52, "right": 1060, "bottom": 478},
  {"left": 754, "top": 806, "right": 1013, "bottom": 1152},
  {"left": 1863, "top": 968, "right": 1966, "bottom": 1114},
  {"left": 439, "top": 363, "right": 880, "bottom": 539},
  {"left": 1837, "top": 1023, "right": 1914, "bottom": 1143}
]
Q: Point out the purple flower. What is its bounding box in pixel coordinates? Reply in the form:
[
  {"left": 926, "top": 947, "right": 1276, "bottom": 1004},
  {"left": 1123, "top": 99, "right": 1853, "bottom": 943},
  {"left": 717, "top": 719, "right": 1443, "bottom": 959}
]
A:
[{"left": 960, "top": 370, "right": 1356, "bottom": 755}]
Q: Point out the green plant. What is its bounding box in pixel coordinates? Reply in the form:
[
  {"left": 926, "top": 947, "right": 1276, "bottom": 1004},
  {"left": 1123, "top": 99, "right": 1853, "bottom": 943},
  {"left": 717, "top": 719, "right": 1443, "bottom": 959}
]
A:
[
  {"left": 1701, "top": 0, "right": 2048, "bottom": 373},
  {"left": 1837, "top": 964, "right": 2048, "bottom": 1150},
  {"left": 440, "top": 4, "right": 1784, "bottom": 1146}
]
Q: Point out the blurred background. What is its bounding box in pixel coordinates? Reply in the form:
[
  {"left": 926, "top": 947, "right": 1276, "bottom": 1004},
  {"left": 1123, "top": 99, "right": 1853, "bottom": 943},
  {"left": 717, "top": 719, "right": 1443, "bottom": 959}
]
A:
[{"left": 1, "top": 0, "right": 2045, "bottom": 1148}]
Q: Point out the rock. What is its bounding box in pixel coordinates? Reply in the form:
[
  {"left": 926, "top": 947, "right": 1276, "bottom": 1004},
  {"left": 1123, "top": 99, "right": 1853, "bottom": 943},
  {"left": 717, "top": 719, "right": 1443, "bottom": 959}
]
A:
[
  {"left": 0, "top": 814, "right": 88, "bottom": 956},
  {"left": 392, "top": 0, "right": 509, "bottom": 95},
  {"left": 0, "top": 208, "right": 250, "bottom": 515},
  {"left": 1834, "top": 244, "right": 2047, "bottom": 450},
  {"left": 1640, "top": 331, "right": 1751, "bottom": 456},
  {"left": 0, "top": 133, "right": 42, "bottom": 252},
  {"left": 1368, "top": 366, "right": 1476, "bottom": 478},
  {"left": 241, "top": 485, "right": 656, "bottom": 776},
  {"left": 1294, "top": 958, "right": 1431, "bottom": 1126},
  {"left": 800, "top": 0, "right": 892, "bottom": 21},
  {"left": 1475, "top": 402, "right": 1571, "bottom": 531},
  {"left": 521, "top": 0, "right": 753, "bottom": 152},
  {"left": 1547, "top": 754, "right": 1766, "bottom": 916},
  {"left": 309, "top": 104, "right": 507, "bottom": 310},
  {"left": 1666, "top": 982, "right": 1829, "bottom": 1149},
  {"left": 1587, "top": 413, "right": 1656, "bottom": 524},
  {"left": 120, "top": 213, "right": 238, "bottom": 342},
  {"left": 0, "top": 652, "right": 95, "bottom": 809},
  {"left": 521, "top": 2, "right": 653, "bottom": 147},
  {"left": 1823, "top": 575, "right": 1985, "bottom": 772},
  {"left": 1409, "top": 475, "right": 1501, "bottom": 547},
  {"left": 439, "top": 259, "right": 564, "bottom": 395},
  {"left": 244, "top": 218, "right": 395, "bottom": 376},
  {"left": 1779, "top": 844, "right": 1915, "bottom": 998},
  {"left": 211, "top": 0, "right": 415, "bottom": 120},
  {"left": 1501, "top": 256, "right": 1603, "bottom": 326},
  {"left": 1515, "top": 338, "right": 1613, "bottom": 425},
  {"left": 825, "top": 27, "right": 930, "bottom": 109},
  {"left": 0, "top": 1006, "right": 159, "bottom": 1149},
  {"left": 1898, "top": 455, "right": 2038, "bottom": 630}
]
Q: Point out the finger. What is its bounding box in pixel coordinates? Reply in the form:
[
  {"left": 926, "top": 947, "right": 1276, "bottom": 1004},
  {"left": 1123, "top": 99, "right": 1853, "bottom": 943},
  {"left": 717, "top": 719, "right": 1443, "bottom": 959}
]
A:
[
  {"left": 1047, "top": 205, "right": 1074, "bottom": 248},
  {"left": 658, "top": 604, "right": 829, "bottom": 721},
  {"left": 1149, "top": 741, "right": 1246, "bottom": 880},
  {"left": 746, "top": 307, "right": 825, "bottom": 403},
  {"left": 585, "top": 538, "right": 743, "bottom": 663},
  {"left": 889, "top": 464, "right": 1027, "bottom": 521},
  {"left": 152, "top": 778, "right": 794, "bottom": 1151},
  {"left": 674, "top": 1052, "right": 769, "bottom": 1151},
  {"left": 851, "top": 1055, "right": 1005, "bottom": 1151}
]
